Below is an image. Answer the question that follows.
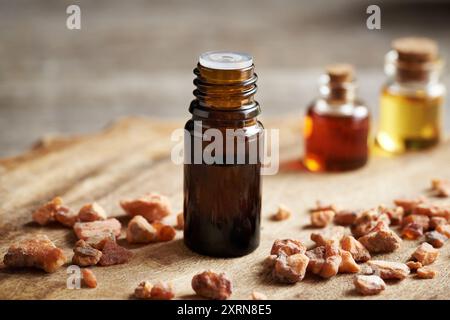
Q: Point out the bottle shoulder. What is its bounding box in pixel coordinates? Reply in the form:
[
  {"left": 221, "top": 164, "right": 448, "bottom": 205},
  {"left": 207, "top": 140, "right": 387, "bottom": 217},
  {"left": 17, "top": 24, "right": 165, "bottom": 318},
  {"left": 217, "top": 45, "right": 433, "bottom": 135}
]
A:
[
  {"left": 184, "top": 118, "right": 264, "bottom": 135},
  {"left": 307, "top": 98, "right": 369, "bottom": 119},
  {"left": 382, "top": 80, "right": 446, "bottom": 99}
]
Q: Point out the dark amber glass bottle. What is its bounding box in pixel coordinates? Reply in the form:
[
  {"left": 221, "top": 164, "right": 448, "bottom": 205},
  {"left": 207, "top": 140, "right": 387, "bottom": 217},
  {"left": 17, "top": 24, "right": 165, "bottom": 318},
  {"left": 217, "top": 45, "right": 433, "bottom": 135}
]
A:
[
  {"left": 183, "top": 51, "right": 263, "bottom": 257},
  {"left": 303, "top": 64, "right": 370, "bottom": 172}
]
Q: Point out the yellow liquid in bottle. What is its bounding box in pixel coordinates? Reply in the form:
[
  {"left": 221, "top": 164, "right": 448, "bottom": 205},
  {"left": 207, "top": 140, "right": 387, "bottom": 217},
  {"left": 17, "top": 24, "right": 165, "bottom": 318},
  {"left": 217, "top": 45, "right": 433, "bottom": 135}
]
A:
[{"left": 376, "top": 87, "right": 443, "bottom": 153}]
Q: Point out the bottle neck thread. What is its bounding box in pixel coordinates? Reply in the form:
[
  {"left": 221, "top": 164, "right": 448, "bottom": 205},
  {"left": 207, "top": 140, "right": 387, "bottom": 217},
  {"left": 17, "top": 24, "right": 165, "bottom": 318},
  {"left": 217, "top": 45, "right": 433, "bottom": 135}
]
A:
[{"left": 193, "top": 64, "right": 258, "bottom": 110}]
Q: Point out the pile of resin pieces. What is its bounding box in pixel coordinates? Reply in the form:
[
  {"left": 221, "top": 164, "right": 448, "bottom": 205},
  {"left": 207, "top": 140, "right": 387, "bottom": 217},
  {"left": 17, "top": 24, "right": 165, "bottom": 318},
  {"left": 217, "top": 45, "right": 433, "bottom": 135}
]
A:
[{"left": 1, "top": 179, "right": 449, "bottom": 299}]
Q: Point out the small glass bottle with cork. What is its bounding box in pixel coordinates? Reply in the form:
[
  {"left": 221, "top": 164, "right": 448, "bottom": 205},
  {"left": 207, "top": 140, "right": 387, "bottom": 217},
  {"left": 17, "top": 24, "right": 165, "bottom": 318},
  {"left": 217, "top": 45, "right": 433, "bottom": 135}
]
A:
[
  {"left": 375, "top": 37, "right": 446, "bottom": 153},
  {"left": 303, "top": 64, "right": 370, "bottom": 172}
]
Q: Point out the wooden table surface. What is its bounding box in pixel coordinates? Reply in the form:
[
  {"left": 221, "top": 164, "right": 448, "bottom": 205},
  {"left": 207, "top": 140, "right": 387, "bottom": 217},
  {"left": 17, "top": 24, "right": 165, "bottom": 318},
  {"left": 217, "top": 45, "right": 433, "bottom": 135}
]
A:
[{"left": 0, "top": 117, "right": 449, "bottom": 300}]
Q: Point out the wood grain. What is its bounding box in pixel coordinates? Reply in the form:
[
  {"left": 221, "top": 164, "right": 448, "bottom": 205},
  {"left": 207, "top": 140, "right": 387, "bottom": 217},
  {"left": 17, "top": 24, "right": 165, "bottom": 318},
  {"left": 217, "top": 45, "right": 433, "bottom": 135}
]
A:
[{"left": 0, "top": 117, "right": 449, "bottom": 300}]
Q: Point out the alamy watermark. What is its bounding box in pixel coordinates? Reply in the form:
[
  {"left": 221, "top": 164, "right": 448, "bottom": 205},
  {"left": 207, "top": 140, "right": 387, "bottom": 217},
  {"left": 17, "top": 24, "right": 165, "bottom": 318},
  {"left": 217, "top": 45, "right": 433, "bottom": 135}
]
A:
[
  {"left": 366, "top": 5, "right": 381, "bottom": 30},
  {"left": 66, "top": 265, "right": 81, "bottom": 289},
  {"left": 170, "top": 121, "right": 279, "bottom": 175},
  {"left": 66, "top": 5, "right": 81, "bottom": 30}
]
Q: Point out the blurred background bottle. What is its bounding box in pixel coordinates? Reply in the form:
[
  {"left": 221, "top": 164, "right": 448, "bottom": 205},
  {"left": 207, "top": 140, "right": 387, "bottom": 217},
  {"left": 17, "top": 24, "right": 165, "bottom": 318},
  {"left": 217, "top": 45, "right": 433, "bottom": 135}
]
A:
[
  {"left": 303, "top": 64, "right": 370, "bottom": 172},
  {"left": 375, "top": 37, "right": 446, "bottom": 154}
]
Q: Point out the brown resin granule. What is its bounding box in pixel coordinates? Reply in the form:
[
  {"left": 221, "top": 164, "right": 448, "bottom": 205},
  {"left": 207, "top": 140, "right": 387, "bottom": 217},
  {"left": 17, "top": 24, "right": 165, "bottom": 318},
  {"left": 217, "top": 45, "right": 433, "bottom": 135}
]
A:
[
  {"left": 413, "top": 203, "right": 441, "bottom": 217},
  {"left": 358, "top": 222, "right": 402, "bottom": 253},
  {"left": 126, "top": 215, "right": 158, "bottom": 244},
  {"left": 98, "top": 239, "right": 133, "bottom": 266},
  {"left": 359, "top": 264, "right": 375, "bottom": 275},
  {"left": 401, "top": 223, "right": 424, "bottom": 240},
  {"left": 411, "top": 242, "right": 439, "bottom": 265},
  {"left": 416, "top": 266, "right": 437, "bottom": 279},
  {"left": 72, "top": 240, "right": 102, "bottom": 267},
  {"left": 402, "top": 214, "right": 430, "bottom": 231},
  {"left": 340, "top": 235, "right": 371, "bottom": 263},
  {"left": 351, "top": 208, "right": 390, "bottom": 238},
  {"left": 78, "top": 202, "right": 107, "bottom": 222},
  {"left": 351, "top": 220, "right": 378, "bottom": 239},
  {"left": 431, "top": 179, "right": 450, "bottom": 198},
  {"left": 3, "top": 234, "right": 66, "bottom": 273},
  {"left": 81, "top": 268, "right": 97, "bottom": 288},
  {"left": 150, "top": 281, "right": 175, "bottom": 300},
  {"left": 334, "top": 210, "right": 358, "bottom": 226},
  {"left": 354, "top": 275, "right": 386, "bottom": 296},
  {"left": 311, "top": 210, "right": 335, "bottom": 228},
  {"left": 406, "top": 261, "right": 422, "bottom": 271},
  {"left": 272, "top": 253, "right": 309, "bottom": 283},
  {"left": 367, "top": 260, "right": 410, "bottom": 280},
  {"left": 311, "top": 201, "right": 339, "bottom": 213},
  {"left": 73, "top": 218, "right": 122, "bottom": 241},
  {"left": 270, "top": 239, "right": 306, "bottom": 256},
  {"left": 381, "top": 206, "right": 404, "bottom": 226},
  {"left": 158, "top": 225, "right": 176, "bottom": 242},
  {"left": 306, "top": 243, "right": 341, "bottom": 279},
  {"left": 429, "top": 217, "right": 447, "bottom": 230},
  {"left": 394, "top": 196, "right": 427, "bottom": 213},
  {"left": 32, "top": 197, "right": 66, "bottom": 226},
  {"left": 338, "top": 250, "right": 360, "bottom": 273},
  {"left": 310, "top": 226, "right": 346, "bottom": 247},
  {"left": 271, "top": 204, "right": 292, "bottom": 221},
  {"left": 191, "top": 270, "right": 232, "bottom": 300},
  {"left": 54, "top": 207, "right": 79, "bottom": 227},
  {"left": 120, "top": 193, "right": 172, "bottom": 223},
  {"left": 134, "top": 281, "right": 153, "bottom": 299},
  {"left": 134, "top": 281, "right": 174, "bottom": 300},
  {"left": 175, "top": 212, "right": 184, "bottom": 230},
  {"left": 425, "top": 230, "right": 447, "bottom": 248},
  {"left": 436, "top": 224, "right": 450, "bottom": 238},
  {"left": 86, "top": 232, "right": 116, "bottom": 250},
  {"left": 152, "top": 221, "right": 177, "bottom": 242},
  {"left": 413, "top": 204, "right": 450, "bottom": 220},
  {"left": 251, "top": 291, "right": 267, "bottom": 300}
]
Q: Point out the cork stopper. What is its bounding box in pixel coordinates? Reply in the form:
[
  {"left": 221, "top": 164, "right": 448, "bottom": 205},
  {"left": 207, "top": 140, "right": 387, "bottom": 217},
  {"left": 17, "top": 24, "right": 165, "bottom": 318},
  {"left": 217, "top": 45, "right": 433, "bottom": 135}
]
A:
[
  {"left": 325, "top": 64, "right": 354, "bottom": 83},
  {"left": 389, "top": 37, "right": 440, "bottom": 82},
  {"left": 321, "top": 63, "right": 356, "bottom": 102},
  {"left": 392, "top": 37, "right": 438, "bottom": 63}
]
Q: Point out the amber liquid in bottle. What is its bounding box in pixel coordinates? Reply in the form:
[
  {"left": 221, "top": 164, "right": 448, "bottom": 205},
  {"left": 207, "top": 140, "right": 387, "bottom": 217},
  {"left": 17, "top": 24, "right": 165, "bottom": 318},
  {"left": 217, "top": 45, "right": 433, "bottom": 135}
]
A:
[
  {"left": 184, "top": 52, "right": 263, "bottom": 257},
  {"left": 304, "top": 64, "right": 370, "bottom": 172},
  {"left": 304, "top": 109, "right": 369, "bottom": 172}
]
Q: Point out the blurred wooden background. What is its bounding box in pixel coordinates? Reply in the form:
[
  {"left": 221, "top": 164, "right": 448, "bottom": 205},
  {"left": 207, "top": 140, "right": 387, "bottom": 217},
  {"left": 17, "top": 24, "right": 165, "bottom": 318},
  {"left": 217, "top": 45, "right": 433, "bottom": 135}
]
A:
[{"left": 0, "top": 0, "right": 449, "bottom": 157}]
